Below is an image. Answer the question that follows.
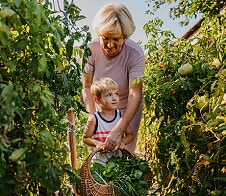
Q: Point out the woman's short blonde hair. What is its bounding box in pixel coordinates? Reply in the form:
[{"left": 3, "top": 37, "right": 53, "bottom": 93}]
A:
[
  {"left": 92, "top": 3, "right": 135, "bottom": 38},
  {"left": 90, "top": 77, "right": 118, "bottom": 99}
]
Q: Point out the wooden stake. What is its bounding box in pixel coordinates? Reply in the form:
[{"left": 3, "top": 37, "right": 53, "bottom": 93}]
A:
[
  {"left": 67, "top": 108, "right": 78, "bottom": 169},
  {"left": 66, "top": 108, "right": 78, "bottom": 195}
]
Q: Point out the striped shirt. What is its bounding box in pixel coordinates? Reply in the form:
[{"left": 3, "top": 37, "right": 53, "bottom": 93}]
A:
[{"left": 93, "top": 110, "right": 121, "bottom": 142}]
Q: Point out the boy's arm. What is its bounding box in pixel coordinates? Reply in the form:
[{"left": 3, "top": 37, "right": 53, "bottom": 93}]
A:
[{"left": 83, "top": 115, "right": 104, "bottom": 148}]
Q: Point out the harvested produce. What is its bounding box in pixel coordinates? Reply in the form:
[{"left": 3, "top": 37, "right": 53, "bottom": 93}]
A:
[{"left": 90, "top": 155, "right": 151, "bottom": 196}]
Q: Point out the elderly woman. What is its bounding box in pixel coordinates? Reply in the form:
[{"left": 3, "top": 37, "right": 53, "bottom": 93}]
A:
[{"left": 82, "top": 3, "right": 145, "bottom": 152}]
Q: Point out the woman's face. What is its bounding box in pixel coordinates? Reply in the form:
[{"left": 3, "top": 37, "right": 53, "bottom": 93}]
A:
[{"left": 100, "top": 33, "right": 125, "bottom": 57}]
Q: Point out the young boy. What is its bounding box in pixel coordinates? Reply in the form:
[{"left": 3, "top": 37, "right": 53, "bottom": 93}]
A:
[{"left": 83, "top": 77, "right": 134, "bottom": 164}]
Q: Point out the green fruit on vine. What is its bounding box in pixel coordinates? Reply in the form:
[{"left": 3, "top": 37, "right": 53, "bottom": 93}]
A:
[
  {"left": 212, "top": 58, "right": 221, "bottom": 68},
  {"left": 0, "top": 7, "right": 15, "bottom": 18},
  {"left": 178, "top": 63, "right": 193, "bottom": 76},
  {"left": 222, "top": 93, "right": 226, "bottom": 105},
  {"left": 196, "top": 95, "right": 209, "bottom": 110}
]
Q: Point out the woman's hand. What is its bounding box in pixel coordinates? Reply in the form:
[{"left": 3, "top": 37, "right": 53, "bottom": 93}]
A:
[
  {"left": 119, "top": 142, "right": 125, "bottom": 149},
  {"left": 104, "top": 130, "right": 122, "bottom": 151}
]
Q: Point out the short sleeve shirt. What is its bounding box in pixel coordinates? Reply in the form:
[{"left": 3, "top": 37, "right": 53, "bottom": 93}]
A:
[{"left": 84, "top": 38, "right": 145, "bottom": 110}]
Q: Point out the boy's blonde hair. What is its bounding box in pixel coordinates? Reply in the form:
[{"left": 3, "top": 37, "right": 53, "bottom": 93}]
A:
[
  {"left": 92, "top": 3, "right": 135, "bottom": 38},
  {"left": 90, "top": 77, "right": 118, "bottom": 99}
]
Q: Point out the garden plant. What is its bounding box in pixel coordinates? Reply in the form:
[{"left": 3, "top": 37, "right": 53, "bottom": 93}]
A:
[
  {"left": 0, "top": 0, "right": 225, "bottom": 195},
  {"left": 0, "top": 0, "right": 91, "bottom": 194},
  {"left": 140, "top": 0, "right": 226, "bottom": 195}
]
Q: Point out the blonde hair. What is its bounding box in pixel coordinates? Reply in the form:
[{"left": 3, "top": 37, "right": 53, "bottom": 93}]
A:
[
  {"left": 90, "top": 77, "right": 118, "bottom": 99},
  {"left": 92, "top": 3, "right": 135, "bottom": 38}
]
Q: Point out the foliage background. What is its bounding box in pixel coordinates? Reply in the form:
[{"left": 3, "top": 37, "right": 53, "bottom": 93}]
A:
[
  {"left": 139, "top": 0, "right": 226, "bottom": 195},
  {"left": 0, "top": 0, "right": 90, "bottom": 195},
  {"left": 0, "top": 0, "right": 225, "bottom": 195}
]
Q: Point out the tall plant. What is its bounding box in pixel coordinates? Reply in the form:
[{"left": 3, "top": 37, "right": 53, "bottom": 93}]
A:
[
  {"left": 0, "top": 0, "right": 91, "bottom": 194},
  {"left": 141, "top": 1, "right": 226, "bottom": 195}
]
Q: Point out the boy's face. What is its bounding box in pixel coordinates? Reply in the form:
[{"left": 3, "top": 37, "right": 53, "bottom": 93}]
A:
[{"left": 98, "top": 89, "right": 119, "bottom": 110}]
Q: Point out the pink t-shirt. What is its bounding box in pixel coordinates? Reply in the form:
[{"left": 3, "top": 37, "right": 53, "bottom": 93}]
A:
[{"left": 84, "top": 38, "right": 145, "bottom": 111}]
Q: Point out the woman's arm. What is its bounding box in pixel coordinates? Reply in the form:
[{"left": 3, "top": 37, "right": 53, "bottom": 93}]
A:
[
  {"left": 82, "top": 73, "right": 96, "bottom": 114},
  {"left": 120, "top": 125, "right": 134, "bottom": 149},
  {"left": 105, "top": 79, "right": 142, "bottom": 150}
]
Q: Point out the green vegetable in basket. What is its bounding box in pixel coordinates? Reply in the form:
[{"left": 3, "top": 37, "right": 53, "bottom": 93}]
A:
[{"left": 90, "top": 155, "right": 151, "bottom": 196}]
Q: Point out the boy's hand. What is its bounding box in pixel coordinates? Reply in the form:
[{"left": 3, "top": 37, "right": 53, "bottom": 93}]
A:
[{"left": 96, "top": 141, "right": 105, "bottom": 150}]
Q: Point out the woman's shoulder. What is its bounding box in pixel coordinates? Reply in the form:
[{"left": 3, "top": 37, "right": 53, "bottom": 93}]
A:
[
  {"left": 124, "top": 39, "right": 144, "bottom": 54},
  {"left": 88, "top": 38, "right": 100, "bottom": 48}
]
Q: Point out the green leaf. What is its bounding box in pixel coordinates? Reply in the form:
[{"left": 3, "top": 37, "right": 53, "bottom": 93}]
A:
[
  {"left": 213, "top": 177, "right": 226, "bottom": 182},
  {"left": 40, "top": 130, "right": 54, "bottom": 144},
  {"left": 0, "top": 23, "right": 11, "bottom": 46},
  {"left": 134, "top": 169, "right": 143, "bottom": 179},
  {"left": 9, "top": 148, "right": 26, "bottom": 162},
  {"left": 66, "top": 38, "right": 74, "bottom": 59},
  {"left": 33, "top": 82, "right": 41, "bottom": 92},
  {"left": 14, "top": 0, "right": 22, "bottom": 8},
  {"left": 38, "top": 55, "right": 47, "bottom": 76}
]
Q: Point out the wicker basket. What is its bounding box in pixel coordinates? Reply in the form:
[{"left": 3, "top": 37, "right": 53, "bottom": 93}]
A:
[{"left": 79, "top": 148, "right": 134, "bottom": 196}]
